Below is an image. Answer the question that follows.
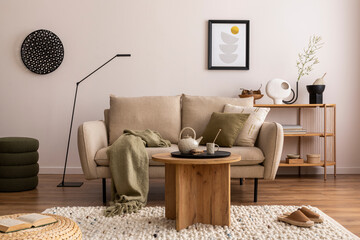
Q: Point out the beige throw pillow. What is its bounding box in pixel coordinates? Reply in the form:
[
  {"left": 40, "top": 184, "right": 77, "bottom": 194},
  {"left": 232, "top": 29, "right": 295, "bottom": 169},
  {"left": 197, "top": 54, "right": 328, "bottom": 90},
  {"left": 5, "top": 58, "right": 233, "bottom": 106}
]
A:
[{"left": 223, "top": 104, "right": 270, "bottom": 147}]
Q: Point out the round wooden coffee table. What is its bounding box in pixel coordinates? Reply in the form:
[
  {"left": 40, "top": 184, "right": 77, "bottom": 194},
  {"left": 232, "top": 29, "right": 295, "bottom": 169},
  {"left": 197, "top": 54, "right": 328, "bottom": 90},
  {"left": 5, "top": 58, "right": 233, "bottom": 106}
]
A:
[{"left": 152, "top": 152, "right": 241, "bottom": 231}]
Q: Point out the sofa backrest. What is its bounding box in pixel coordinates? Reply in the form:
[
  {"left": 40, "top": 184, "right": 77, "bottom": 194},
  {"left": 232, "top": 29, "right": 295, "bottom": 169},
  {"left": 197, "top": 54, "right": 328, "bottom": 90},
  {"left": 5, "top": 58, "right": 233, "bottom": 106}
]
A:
[
  {"left": 181, "top": 95, "right": 253, "bottom": 137},
  {"left": 108, "top": 95, "right": 181, "bottom": 145},
  {"left": 105, "top": 94, "right": 254, "bottom": 145}
]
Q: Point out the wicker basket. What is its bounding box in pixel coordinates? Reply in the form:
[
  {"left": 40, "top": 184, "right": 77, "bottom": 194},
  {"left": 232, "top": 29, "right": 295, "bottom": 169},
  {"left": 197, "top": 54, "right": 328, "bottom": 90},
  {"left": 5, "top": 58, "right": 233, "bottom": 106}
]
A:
[{"left": 307, "top": 154, "right": 321, "bottom": 163}]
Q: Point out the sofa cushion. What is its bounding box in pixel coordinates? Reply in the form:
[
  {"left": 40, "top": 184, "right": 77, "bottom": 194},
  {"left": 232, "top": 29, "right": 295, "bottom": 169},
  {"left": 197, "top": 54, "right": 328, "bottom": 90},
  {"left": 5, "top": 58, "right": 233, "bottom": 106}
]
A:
[
  {"left": 200, "top": 112, "right": 250, "bottom": 147},
  {"left": 224, "top": 104, "right": 270, "bottom": 147},
  {"left": 94, "top": 145, "right": 264, "bottom": 167},
  {"left": 222, "top": 146, "right": 264, "bottom": 166},
  {"left": 109, "top": 95, "right": 181, "bottom": 145},
  {"left": 181, "top": 95, "right": 253, "bottom": 137},
  {"left": 94, "top": 144, "right": 179, "bottom": 166}
]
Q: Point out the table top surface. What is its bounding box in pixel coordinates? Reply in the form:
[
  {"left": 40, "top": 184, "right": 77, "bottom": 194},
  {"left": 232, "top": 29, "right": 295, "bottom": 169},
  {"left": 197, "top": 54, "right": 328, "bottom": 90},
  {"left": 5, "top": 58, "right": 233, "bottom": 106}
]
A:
[{"left": 152, "top": 152, "right": 241, "bottom": 165}]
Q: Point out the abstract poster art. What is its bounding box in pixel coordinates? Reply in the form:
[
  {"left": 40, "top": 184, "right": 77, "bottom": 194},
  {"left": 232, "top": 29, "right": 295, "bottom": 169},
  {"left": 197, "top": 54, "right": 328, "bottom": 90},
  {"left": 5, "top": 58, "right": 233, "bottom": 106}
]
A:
[{"left": 208, "top": 20, "right": 249, "bottom": 70}]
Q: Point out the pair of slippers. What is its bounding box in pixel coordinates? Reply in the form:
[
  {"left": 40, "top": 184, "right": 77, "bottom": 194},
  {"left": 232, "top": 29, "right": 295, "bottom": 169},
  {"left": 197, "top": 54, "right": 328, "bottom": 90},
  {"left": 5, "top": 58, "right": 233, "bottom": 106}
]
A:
[{"left": 278, "top": 207, "right": 324, "bottom": 227}]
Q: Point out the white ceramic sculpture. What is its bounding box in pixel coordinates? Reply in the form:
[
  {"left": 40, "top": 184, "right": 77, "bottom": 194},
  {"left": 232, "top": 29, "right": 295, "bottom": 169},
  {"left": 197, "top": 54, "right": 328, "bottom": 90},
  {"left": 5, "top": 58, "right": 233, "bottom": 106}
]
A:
[{"left": 266, "top": 79, "right": 292, "bottom": 104}]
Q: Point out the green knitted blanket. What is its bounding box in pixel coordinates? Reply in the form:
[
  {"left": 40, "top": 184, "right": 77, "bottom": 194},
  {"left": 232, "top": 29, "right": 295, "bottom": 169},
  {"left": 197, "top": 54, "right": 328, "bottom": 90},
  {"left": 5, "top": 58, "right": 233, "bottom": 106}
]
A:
[{"left": 105, "top": 129, "right": 171, "bottom": 217}]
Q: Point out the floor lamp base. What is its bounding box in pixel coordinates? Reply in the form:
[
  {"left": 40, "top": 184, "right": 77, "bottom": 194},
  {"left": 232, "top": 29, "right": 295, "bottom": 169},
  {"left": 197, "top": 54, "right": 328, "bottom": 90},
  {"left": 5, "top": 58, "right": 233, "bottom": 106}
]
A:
[{"left": 57, "top": 182, "right": 83, "bottom": 187}]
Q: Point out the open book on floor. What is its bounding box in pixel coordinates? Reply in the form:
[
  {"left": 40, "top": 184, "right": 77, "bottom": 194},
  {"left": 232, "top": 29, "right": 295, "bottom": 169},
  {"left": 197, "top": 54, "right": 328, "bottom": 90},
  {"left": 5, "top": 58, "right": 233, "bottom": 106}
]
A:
[{"left": 0, "top": 213, "right": 57, "bottom": 233}]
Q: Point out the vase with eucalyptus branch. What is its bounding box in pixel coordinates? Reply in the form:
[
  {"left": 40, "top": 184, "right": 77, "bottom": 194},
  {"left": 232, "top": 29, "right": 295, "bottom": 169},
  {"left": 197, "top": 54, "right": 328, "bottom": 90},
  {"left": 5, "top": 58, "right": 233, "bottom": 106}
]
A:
[{"left": 283, "top": 35, "right": 324, "bottom": 104}]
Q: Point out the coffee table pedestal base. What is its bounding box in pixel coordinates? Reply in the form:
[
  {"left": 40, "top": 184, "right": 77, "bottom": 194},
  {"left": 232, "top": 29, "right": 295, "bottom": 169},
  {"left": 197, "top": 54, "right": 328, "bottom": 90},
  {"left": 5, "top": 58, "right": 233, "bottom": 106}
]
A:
[{"left": 165, "top": 163, "right": 230, "bottom": 231}]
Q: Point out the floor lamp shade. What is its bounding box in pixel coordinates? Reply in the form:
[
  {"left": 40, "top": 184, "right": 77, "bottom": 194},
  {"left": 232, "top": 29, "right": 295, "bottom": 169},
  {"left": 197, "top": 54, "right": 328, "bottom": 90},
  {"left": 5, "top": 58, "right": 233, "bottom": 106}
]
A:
[{"left": 57, "top": 54, "right": 131, "bottom": 187}]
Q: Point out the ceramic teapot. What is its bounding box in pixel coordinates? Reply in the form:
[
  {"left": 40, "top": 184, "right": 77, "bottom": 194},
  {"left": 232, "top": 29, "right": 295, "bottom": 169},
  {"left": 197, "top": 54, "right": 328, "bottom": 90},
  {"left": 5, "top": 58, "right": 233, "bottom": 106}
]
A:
[{"left": 178, "top": 127, "right": 203, "bottom": 154}]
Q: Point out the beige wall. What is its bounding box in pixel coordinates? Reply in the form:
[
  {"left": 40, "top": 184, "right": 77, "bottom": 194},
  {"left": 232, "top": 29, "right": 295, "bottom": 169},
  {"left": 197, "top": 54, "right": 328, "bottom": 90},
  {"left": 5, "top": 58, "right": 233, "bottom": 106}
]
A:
[{"left": 0, "top": 0, "right": 359, "bottom": 174}]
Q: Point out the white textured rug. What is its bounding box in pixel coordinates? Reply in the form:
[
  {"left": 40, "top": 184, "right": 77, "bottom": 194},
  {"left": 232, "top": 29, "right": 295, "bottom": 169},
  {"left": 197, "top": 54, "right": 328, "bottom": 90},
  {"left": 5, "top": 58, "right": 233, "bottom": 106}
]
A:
[{"left": 43, "top": 205, "right": 359, "bottom": 240}]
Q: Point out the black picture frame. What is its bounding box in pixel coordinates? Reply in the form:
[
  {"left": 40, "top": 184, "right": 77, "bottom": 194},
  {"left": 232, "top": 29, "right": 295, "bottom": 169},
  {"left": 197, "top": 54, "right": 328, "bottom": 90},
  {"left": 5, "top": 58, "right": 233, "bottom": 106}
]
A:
[{"left": 208, "top": 20, "right": 250, "bottom": 70}]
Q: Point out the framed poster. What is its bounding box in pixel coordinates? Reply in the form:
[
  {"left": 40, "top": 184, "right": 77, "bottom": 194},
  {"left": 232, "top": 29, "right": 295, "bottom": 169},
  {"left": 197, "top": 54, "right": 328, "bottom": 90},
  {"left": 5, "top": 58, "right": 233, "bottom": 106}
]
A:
[{"left": 208, "top": 20, "right": 250, "bottom": 70}]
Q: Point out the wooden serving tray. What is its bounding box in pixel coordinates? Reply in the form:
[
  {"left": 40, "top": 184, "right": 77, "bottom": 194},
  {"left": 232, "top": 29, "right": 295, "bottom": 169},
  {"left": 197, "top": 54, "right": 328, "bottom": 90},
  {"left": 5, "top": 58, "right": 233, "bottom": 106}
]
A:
[{"left": 286, "top": 158, "right": 304, "bottom": 164}]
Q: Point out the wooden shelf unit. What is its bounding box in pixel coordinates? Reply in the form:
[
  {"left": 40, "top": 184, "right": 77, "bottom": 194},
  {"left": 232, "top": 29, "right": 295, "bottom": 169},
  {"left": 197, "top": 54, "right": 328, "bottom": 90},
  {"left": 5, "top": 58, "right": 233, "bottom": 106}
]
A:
[
  {"left": 279, "top": 161, "right": 336, "bottom": 167},
  {"left": 284, "top": 132, "right": 334, "bottom": 137},
  {"left": 255, "top": 104, "right": 336, "bottom": 180},
  {"left": 256, "top": 104, "right": 336, "bottom": 108}
]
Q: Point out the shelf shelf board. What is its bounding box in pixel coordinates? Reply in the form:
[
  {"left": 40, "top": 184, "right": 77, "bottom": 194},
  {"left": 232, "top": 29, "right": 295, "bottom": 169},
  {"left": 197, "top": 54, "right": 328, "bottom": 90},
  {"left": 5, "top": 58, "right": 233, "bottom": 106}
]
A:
[
  {"left": 284, "top": 132, "right": 335, "bottom": 137},
  {"left": 279, "top": 161, "right": 336, "bottom": 167},
  {"left": 254, "top": 104, "right": 336, "bottom": 108}
]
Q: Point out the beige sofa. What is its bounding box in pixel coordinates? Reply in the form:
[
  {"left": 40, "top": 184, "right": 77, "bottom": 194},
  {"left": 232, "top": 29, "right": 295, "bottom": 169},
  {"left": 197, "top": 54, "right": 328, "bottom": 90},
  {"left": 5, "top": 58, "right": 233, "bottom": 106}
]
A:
[{"left": 78, "top": 95, "right": 284, "bottom": 203}]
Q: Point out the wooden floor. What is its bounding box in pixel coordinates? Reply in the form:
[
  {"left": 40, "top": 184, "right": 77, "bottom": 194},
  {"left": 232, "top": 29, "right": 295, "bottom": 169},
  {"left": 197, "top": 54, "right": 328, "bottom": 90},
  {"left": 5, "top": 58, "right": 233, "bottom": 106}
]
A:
[{"left": 0, "top": 174, "right": 359, "bottom": 236}]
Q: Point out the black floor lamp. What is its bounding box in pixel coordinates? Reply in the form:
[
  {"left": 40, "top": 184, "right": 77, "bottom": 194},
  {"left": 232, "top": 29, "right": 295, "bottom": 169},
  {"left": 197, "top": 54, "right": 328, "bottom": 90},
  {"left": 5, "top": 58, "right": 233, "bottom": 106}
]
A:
[{"left": 57, "top": 54, "right": 131, "bottom": 187}]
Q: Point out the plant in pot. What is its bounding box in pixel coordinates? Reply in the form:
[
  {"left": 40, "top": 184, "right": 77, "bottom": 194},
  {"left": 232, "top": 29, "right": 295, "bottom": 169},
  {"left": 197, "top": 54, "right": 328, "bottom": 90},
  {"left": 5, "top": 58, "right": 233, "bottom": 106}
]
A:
[{"left": 283, "top": 35, "right": 325, "bottom": 104}]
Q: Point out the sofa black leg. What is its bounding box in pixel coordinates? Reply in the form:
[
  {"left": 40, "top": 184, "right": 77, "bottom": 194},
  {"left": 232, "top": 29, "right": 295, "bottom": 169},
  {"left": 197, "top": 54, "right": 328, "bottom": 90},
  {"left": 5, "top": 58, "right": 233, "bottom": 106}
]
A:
[
  {"left": 102, "top": 178, "right": 106, "bottom": 205},
  {"left": 240, "top": 178, "right": 243, "bottom": 185},
  {"left": 254, "top": 178, "right": 258, "bottom": 203}
]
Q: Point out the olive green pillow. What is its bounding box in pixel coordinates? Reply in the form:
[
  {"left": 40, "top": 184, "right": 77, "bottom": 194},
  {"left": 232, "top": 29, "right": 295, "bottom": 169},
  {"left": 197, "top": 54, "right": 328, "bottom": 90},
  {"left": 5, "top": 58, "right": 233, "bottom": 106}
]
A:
[{"left": 200, "top": 112, "right": 250, "bottom": 147}]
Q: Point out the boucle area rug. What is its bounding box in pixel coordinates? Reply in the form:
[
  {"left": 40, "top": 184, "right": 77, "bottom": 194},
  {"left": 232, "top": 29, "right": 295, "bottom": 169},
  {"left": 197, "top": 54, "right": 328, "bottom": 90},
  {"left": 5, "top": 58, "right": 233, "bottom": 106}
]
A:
[{"left": 43, "top": 205, "right": 359, "bottom": 240}]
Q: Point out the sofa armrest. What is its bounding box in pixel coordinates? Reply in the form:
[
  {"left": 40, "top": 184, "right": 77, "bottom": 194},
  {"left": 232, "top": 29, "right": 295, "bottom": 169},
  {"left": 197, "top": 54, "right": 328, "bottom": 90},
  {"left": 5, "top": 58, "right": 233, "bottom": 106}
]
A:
[
  {"left": 255, "top": 122, "right": 284, "bottom": 180},
  {"left": 77, "top": 120, "right": 108, "bottom": 180}
]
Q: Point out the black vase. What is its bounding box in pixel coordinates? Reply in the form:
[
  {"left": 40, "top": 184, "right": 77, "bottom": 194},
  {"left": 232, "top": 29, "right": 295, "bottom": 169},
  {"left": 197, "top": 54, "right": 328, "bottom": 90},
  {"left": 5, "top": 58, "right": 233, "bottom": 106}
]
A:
[{"left": 306, "top": 85, "right": 325, "bottom": 104}]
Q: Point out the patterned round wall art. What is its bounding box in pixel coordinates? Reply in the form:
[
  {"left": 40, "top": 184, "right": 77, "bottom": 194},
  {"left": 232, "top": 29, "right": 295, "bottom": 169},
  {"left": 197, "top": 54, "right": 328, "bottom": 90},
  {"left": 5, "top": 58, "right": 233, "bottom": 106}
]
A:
[{"left": 21, "top": 29, "right": 64, "bottom": 74}]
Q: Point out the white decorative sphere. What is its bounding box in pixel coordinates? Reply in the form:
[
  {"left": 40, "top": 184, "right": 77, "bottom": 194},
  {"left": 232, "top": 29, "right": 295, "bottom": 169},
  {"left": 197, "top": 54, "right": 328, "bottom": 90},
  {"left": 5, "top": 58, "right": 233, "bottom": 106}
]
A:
[{"left": 266, "top": 78, "right": 292, "bottom": 104}]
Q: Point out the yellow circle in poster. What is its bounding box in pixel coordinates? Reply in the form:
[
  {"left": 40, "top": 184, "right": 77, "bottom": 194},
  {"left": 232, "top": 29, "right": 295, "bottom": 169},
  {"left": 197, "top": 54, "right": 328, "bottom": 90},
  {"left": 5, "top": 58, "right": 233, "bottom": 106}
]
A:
[{"left": 231, "top": 26, "right": 239, "bottom": 34}]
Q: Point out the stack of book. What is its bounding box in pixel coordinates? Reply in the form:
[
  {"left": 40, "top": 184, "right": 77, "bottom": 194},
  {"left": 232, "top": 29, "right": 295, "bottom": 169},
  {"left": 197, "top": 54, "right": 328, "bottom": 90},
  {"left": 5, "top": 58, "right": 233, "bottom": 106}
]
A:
[{"left": 282, "top": 124, "right": 307, "bottom": 134}]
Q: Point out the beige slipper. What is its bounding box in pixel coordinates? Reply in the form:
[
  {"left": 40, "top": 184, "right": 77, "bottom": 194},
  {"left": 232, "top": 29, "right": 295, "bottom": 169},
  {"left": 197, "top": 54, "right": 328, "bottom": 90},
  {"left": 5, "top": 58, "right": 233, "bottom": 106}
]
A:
[
  {"left": 284, "top": 207, "right": 324, "bottom": 223},
  {"left": 278, "top": 210, "right": 314, "bottom": 227}
]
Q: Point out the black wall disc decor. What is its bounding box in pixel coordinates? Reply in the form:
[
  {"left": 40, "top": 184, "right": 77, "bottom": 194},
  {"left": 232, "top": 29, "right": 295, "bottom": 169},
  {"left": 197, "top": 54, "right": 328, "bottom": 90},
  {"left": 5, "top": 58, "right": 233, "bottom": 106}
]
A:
[{"left": 21, "top": 29, "right": 64, "bottom": 74}]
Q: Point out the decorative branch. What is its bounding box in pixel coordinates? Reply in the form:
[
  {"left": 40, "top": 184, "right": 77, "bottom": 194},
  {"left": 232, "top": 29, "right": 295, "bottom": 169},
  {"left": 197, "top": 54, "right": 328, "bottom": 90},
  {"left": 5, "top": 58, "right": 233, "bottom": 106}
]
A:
[{"left": 296, "top": 35, "right": 324, "bottom": 81}]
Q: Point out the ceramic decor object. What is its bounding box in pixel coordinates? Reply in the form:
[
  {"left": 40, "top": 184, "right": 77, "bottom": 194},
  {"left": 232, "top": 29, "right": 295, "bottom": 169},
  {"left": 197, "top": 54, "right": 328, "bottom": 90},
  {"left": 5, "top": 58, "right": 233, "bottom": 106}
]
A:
[
  {"left": 178, "top": 127, "right": 203, "bottom": 154},
  {"left": 266, "top": 79, "right": 292, "bottom": 104},
  {"left": 313, "top": 73, "right": 326, "bottom": 85}
]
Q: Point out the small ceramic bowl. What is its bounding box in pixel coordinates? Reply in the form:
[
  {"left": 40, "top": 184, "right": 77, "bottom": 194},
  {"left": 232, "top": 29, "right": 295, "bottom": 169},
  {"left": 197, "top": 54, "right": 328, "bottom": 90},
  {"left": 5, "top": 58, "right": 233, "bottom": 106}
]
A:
[{"left": 287, "top": 154, "right": 300, "bottom": 159}]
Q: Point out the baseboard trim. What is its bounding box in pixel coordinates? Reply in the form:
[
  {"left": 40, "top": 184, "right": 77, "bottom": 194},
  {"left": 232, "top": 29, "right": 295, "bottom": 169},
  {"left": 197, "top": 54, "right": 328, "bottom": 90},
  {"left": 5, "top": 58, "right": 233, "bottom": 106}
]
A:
[{"left": 38, "top": 167, "right": 360, "bottom": 175}]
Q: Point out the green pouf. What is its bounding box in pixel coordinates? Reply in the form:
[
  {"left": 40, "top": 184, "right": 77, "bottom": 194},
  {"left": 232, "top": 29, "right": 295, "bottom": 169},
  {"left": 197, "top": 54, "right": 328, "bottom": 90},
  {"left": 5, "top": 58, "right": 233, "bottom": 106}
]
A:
[
  {"left": 0, "top": 176, "right": 38, "bottom": 192},
  {"left": 0, "top": 137, "right": 39, "bottom": 192},
  {"left": 0, "top": 164, "right": 39, "bottom": 178},
  {"left": 0, "top": 152, "right": 39, "bottom": 166},
  {"left": 0, "top": 137, "right": 39, "bottom": 153}
]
